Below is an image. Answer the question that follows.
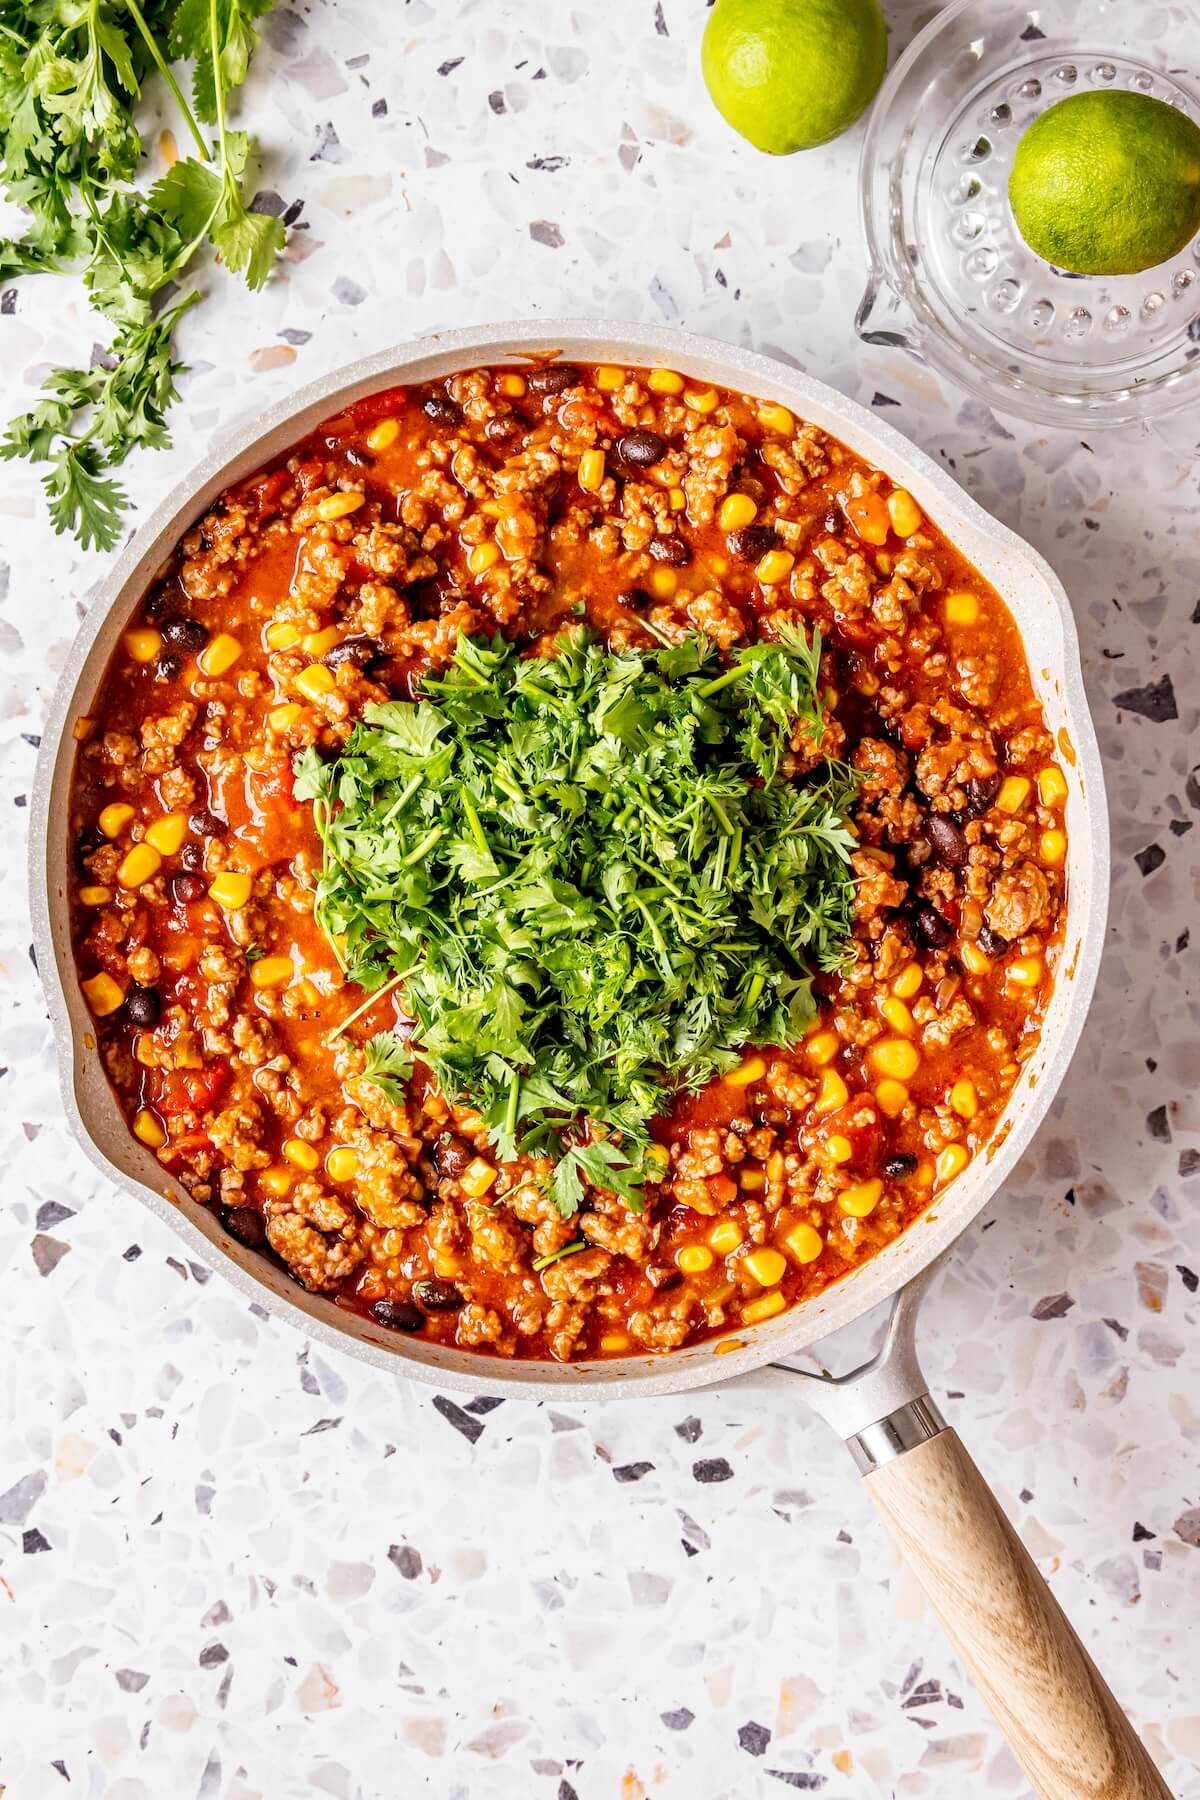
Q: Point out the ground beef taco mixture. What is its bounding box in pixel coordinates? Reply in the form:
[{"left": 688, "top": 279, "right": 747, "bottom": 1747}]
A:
[{"left": 68, "top": 359, "right": 1068, "bottom": 1361}]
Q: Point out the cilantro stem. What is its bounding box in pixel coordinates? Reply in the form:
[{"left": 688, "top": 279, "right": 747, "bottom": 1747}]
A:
[
  {"left": 401, "top": 826, "right": 445, "bottom": 867},
  {"left": 327, "top": 969, "right": 411, "bottom": 1042},
  {"left": 123, "top": 0, "right": 211, "bottom": 161},
  {"left": 696, "top": 663, "right": 749, "bottom": 699},
  {"left": 532, "top": 1240, "right": 586, "bottom": 1272}
]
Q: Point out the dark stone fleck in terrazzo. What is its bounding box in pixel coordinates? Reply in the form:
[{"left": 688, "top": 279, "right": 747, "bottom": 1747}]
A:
[
  {"left": 438, "top": 56, "right": 464, "bottom": 76},
  {"left": 334, "top": 275, "right": 366, "bottom": 306},
  {"left": 117, "top": 1669, "right": 149, "bottom": 1691},
  {"left": 530, "top": 220, "right": 564, "bottom": 247},
  {"left": 1180, "top": 1150, "right": 1200, "bottom": 1177},
  {"left": 1019, "top": 1487, "right": 1033, "bottom": 1503},
  {"left": 1174, "top": 1507, "right": 1200, "bottom": 1547},
  {"left": 31, "top": 1234, "right": 70, "bottom": 1277},
  {"left": 282, "top": 198, "right": 305, "bottom": 227},
  {"left": 123, "top": 1244, "right": 141, "bottom": 1261},
  {"left": 431, "top": 1395, "right": 484, "bottom": 1443},
  {"left": 1, "top": 288, "right": 16, "bottom": 315},
  {"left": 23, "top": 1528, "right": 51, "bottom": 1553},
  {"left": 613, "top": 1462, "right": 654, "bottom": 1483},
  {"left": 527, "top": 155, "right": 569, "bottom": 172},
  {"left": 558, "top": 1782, "right": 579, "bottom": 1800},
  {"left": 464, "top": 1396, "right": 505, "bottom": 1415},
  {"left": 903, "top": 1680, "right": 943, "bottom": 1709},
  {"left": 389, "top": 1544, "right": 422, "bottom": 1579},
  {"left": 1021, "top": 21, "right": 1046, "bottom": 36},
  {"left": 738, "top": 1721, "right": 772, "bottom": 1756},
  {"left": 682, "top": 1539, "right": 699, "bottom": 1557},
  {"left": 674, "top": 1415, "right": 702, "bottom": 1442},
  {"left": 21, "top": 732, "right": 40, "bottom": 747},
  {"left": 249, "top": 189, "right": 285, "bottom": 217},
  {"left": 1113, "top": 674, "right": 1177, "bottom": 722},
  {"left": 662, "top": 1708, "right": 694, "bottom": 1730},
  {"left": 302, "top": 1416, "right": 341, "bottom": 1435},
  {"left": 0, "top": 1470, "right": 46, "bottom": 1524},
  {"left": 1135, "top": 844, "right": 1165, "bottom": 877},
  {"left": 372, "top": 97, "right": 387, "bottom": 117},
  {"left": 310, "top": 120, "right": 344, "bottom": 162},
  {"left": 872, "top": 392, "right": 901, "bottom": 407},
  {"left": 488, "top": 89, "right": 506, "bottom": 113},
  {"left": 1132, "top": 1522, "right": 1156, "bottom": 1541},
  {"left": 678, "top": 1509, "right": 711, "bottom": 1550},
  {"left": 52, "top": 1761, "right": 68, "bottom": 1780},
  {"left": 280, "top": 327, "right": 311, "bottom": 346},
  {"left": 654, "top": 1, "right": 668, "bottom": 31},
  {"left": 36, "top": 1199, "right": 74, "bottom": 1230},
  {"left": 1031, "top": 1291, "right": 1073, "bottom": 1320},
  {"left": 1170, "top": 819, "right": 1193, "bottom": 837},
  {"left": 1178, "top": 1265, "right": 1198, "bottom": 1292},
  {"left": 1104, "top": 1316, "right": 1129, "bottom": 1340},
  {"left": 14, "top": 793, "right": 25, "bottom": 807},
  {"left": 1147, "top": 1105, "right": 1171, "bottom": 1142},
  {"left": 766, "top": 1772, "right": 826, "bottom": 1790},
  {"left": 693, "top": 1456, "right": 733, "bottom": 1482}
]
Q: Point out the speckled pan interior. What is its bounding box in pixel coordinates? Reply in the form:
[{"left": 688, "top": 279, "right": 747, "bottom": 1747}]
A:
[{"left": 29, "top": 320, "right": 1110, "bottom": 1402}]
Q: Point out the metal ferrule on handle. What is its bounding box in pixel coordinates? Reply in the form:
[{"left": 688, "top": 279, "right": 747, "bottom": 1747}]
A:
[{"left": 845, "top": 1394, "right": 947, "bottom": 1475}]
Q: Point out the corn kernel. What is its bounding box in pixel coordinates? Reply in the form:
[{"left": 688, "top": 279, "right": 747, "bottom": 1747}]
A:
[
  {"left": 133, "top": 1108, "right": 166, "bottom": 1149},
  {"left": 937, "top": 1143, "right": 970, "bottom": 1184},
  {"left": 874, "top": 1079, "right": 909, "bottom": 1119},
  {"left": 265, "top": 620, "right": 301, "bottom": 650},
  {"left": 1007, "top": 955, "right": 1044, "bottom": 988},
  {"left": 744, "top": 1247, "right": 787, "bottom": 1287},
  {"left": 684, "top": 386, "right": 719, "bottom": 413},
  {"left": 892, "top": 962, "right": 923, "bottom": 1000},
  {"left": 1038, "top": 764, "right": 1068, "bottom": 808},
  {"left": 814, "top": 1068, "right": 849, "bottom": 1114},
  {"left": 117, "top": 843, "right": 162, "bottom": 889},
  {"left": 757, "top": 403, "right": 793, "bottom": 434},
  {"left": 840, "top": 1178, "right": 883, "bottom": 1218},
  {"left": 600, "top": 1331, "right": 631, "bottom": 1353},
  {"left": 79, "top": 885, "right": 112, "bottom": 906},
  {"left": 198, "top": 633, "right": 242, "bottom": 677},
  {"left": 283, "top": 1137, "right": 320, "bottom": 1171},
  {"left": 302, "top": 626, "right": 340, "bottom": 658},
  {"left": 145, "top": 813, "right": 187, "bottom": 856},
  {"left": 709, "top": 1219, "right": 744, "bottom": 1254},
  {"left": 99, "top": 802, "right": 136, "bottom": 838},
  {"left": 250, "top": 954, "right": 294, "bottom": 989},
  {"left": 461, "top": 1157, "right": 498, "bottom": 1198},
  {"left": 949, "top": 1078, "right": 978, "bottom": 1120},
  {"left": 742, "top": 1290, "right": 787, "bottom": 1325},
  {"left": 677, "top": 1244, "right": 714, "bottom": 1274},
  {"left": 737, "top": 1169, "right": 764, "bottom": 1192},
  {"left": 879, "top": 994, "right": 915, "bottom": 1035},
  {"left": 669, "top": 487, "right": 687, "bottom": 512},
  {"left": 726, "top": 1055, "right": 766, "bottom": 1089},
  {"left": 498, "top": 372, "right": 528, "bottom": 397},
  {"left": 826, "top": 1134, "right": 854, "bottom": 1165},
  {"left": 1040, "top": 828, "right": 1067, "bottom": 866},
  {"left": 577, "top": 448, "right": 606, "bottom": 492},
  {"left": 124, "top": 627, "right": 162, "bottom": 663},
  {"left": 645, "top": 1143, "right": 670, "bottom": 1176},
  {"left": 326, "top": 1147, "right": 359, "bottom": 1183},
  {"left": 269, "top": 703, "right": 303, "bottom": 732},
  {"left": 295, "top": 664, "right": 335, "bottom": 703},
  {"left": 755, "top": 549, "right": 795, "bottom": 585},
  {"left": 648, "top": 368, "right": 684, "bottom": 394},
  {"left": 82, "top": 971, "right": 124, "bottom": 1015},
  {"left": 366, "top": 417, "right": 400, "bottom": 451},
  {"left": 785, "top": 1222, "right": 824, "bottom": 1264},
  {"left": 317, "top": 490, "right": 365, "bottom": 521},
  {"left": 945, "top": 592, "right": 979, "bottom": 626},
  {"left": 806, "top": 1030, "right": 840, "bottom": 1067},
  {"left": 649, "top": 567, "right": 677, "bottom": 598},
  {"left": 259, "top": 1166, "right": 292, "bottom": 1197},
  {"left": 209, "top": 871, "right": 252, "bottom": 909},
  {"left": 870, "top": 1038, "right": 921, "bottom": 1081},
  {"left": 960, "top": 940, "right": 991, "bottom": 975},
  {"left": 73, "top": 715, "right": 94, "bottom": 741},
  {"left": 996, "top": 775, "right": 1031, "bottom": 814},
  {"left": 468, "top": 541, "right": 500, "bottom": 574},
  {"left": 719, "top": 493, "right": 758, "bottom": 531},
  {"left": 594, "top": 364, "right": 624, "bottom": 391},
  {"left": 887, "top": 488, "right": 923, "bottom": 537},
  {"left": 292, "top": 978, "right": 320, "bottom": 1009}
]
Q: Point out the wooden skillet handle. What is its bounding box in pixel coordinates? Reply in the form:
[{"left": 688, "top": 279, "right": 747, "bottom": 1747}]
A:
[{"left": 864, "top": 1426, "right": 1172, "bottom": 1800}]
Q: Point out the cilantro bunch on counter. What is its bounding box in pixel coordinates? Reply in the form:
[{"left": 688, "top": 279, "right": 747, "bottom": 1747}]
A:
[
  {"left": 0, "top": 0, "right": 285, "bottom": 551},
  {"left": 294, "top": 628, "right": 860, "bottom": 1216}
]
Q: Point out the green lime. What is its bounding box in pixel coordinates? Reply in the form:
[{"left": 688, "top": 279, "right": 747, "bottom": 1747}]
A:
[
  {"left": 701, "top": 0, "right": 888, "bottom": 155},
  {"left": 1009, "top": 91, "right": 1200, "bottom": 276}
]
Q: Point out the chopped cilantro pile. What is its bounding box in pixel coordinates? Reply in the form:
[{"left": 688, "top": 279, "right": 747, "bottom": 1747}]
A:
[{"left": 294, "top": 629, "right": 859, "bottom": 1215}]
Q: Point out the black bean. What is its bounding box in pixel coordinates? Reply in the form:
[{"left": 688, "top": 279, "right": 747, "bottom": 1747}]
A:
[
  {"left": 180, "top": 843, "right": 205, "bottom": 873},
  {"left": 125, "top": 984, "right": 161, "bottom": 1027},
  {"left": 484, "top": 414, "right": 522, "bottom": 445},
  {"left": 965, "top": 774, "right": 1001, "bottom": 816},
  {"left": 621, "top": 587, "right": 652, "bottom": 611},
  {"left": 727, "top": 523, "right": 780, "bottom": 562},
  {"left": 884, "top": 1153, "right": 918, "bottom": 1179},
  {"left": 646, "top": 1265, "right": 683, "bottom": 1292},
  {"left": 324, "top": 634, "right": 383, "bottom": 669},
  {"left": 154, "top": 654, "right": 182, "bottom": 682},
  {"left": 616, "top": 430, "right": 667, "bottom": 469},
  {"left": 344, "top": 447, "right": 370, "bottom": 467},
  {"left": 435, "top": 1133, "right": 474, "bottom": 1178},
  {"left": 161, "top": 615, "right": 209, "bottom": 653},
  {"left": 527, "top": 363, "right": 580, "bottom": 395},
  {"left": 978, "top": 924, "right": 1009, "bottom": 958},
  {"left": 171, "top": 872, "right": 205, "bottom": 903},
  {"left": 913, "top": 903, "right": 953, "bottom": 949},
  {"left": 648, "top": 534, "right": 691, "bottom": 566},
  {"left": 412, "top": 1278, "right": 464, "bottom": 1312},
  {"left": 422, "top": 390, "right": 463, "bottom": 426},
  {"left": 188, "top": 809, "right": 226, "bottom": 838},
  {"left": 371, "top": 1298, "right": 424, "bottom": 1332},
  {"left": 927, "top": 814, "right": 968, "bottom": 868},
  {"left": 224, "top": 1205, "right": 266, "bottom": 1249}
]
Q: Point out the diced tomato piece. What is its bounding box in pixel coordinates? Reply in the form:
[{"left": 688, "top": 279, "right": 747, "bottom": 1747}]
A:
[
  {"left": 157, "top": 1066, "right": 229, "bottom": 1117},
  {"left": 244, "top": 467, "right": 291, "bottom": 521},
  {"left": 346, "top": 387, "right": 408, "bottom": 428}
]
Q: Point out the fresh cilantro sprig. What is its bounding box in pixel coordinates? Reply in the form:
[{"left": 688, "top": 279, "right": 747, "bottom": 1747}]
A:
[
  {"left": 295, "top": 627, "right": 860, "bottom": 1218},
  {"left": 361, "top": 1030, "right": 415, "bottom": 1108},
  {"left": 0, "top": 0, "right": 285, "bottom": 550}
]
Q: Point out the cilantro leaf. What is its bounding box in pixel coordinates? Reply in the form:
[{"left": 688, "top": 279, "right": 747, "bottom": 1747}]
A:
[{"left": 361, "top": 1031, "right": 415, "bottom": 1107}]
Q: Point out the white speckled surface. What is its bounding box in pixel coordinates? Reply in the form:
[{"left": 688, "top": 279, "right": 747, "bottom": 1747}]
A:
[{"left": 1, "top": 4, "right": 1198, "bottom": 1797}]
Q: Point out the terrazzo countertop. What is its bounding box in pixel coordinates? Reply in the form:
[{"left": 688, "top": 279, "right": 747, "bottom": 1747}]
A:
[{"left": 2, "top": 3, "right": 1198, "bottom": 1796}]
